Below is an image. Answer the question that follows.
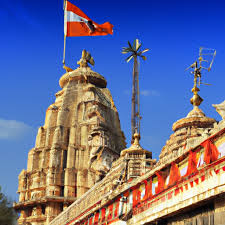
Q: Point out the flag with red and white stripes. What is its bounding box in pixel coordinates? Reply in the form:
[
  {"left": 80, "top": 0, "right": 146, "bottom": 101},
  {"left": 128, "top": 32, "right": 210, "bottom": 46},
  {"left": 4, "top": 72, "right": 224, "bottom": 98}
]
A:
[{"left": 64, "top": 1, "right": 113, "bottom": 37}]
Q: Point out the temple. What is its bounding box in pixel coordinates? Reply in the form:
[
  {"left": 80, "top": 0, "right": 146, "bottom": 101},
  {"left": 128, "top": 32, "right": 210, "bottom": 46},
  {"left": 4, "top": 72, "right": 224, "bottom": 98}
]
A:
[{"left": 14, "top": 50, "right": 225, "bottom": 225}]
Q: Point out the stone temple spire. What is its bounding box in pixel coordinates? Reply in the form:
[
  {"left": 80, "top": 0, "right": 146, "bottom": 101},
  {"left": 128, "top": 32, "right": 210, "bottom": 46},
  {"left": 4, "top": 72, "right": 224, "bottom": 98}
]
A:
[
  {"left": 14, "top": 50, "right": 126, "bottom": 225},
  {"left": 120, "top": 130, "right": 156, "bottom": 180}
]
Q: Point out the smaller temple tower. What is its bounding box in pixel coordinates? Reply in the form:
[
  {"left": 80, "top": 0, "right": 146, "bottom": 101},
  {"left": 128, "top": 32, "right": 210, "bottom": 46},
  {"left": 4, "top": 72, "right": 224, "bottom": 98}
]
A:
[
  {"left": 120, "top": 132, "right": 156, "bottom": 180},
  {"left": 159, "top": 48, "right": 217, "bottom": 163}
]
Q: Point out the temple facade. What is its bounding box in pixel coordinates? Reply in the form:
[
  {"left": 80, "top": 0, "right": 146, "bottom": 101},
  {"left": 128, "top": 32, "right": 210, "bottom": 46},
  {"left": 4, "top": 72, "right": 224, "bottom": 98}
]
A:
[{"left": 15, "top": 51, "right": 225, "bottom": 225}]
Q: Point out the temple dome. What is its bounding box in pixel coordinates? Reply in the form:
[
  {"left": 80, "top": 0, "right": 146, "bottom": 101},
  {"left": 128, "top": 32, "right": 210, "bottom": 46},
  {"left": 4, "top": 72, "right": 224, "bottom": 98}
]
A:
[
  {"left": 172, "top": 106, "right": 216, "bottom": 132},
  {"left": 59, "top": 66, "right": 107, "bottom": 88}
]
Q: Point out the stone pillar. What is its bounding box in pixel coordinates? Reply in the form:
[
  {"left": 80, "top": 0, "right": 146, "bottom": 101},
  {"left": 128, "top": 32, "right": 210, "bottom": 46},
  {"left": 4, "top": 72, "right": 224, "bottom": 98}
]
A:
[
  {"left": 77, "top": 169, "right": 88, "bottom": 197},
  {"left": 64, "top": 126, "right": 77, "bottom": 197},
  {"left": 39, "top": 149, "right": 46, "bottom": 169},
  {"left": 27, "top": 149, "right": 35, "bottom": 172},
  {"left": 46, "top": 168, "right": 61, "bottom": 196},
  {"left": 46, "top": 124, "right": 64, "bottom": 196},
  {"left": 64, "top": 148, "right": 76, "bottom": 197},
  {"left": 35, "top": 127, "right": 44, "bottom": 148},
  {"left": 64, "top": 168, "right": 76, "bottom": 197},
  {"left": 45, "top": 128, "right": 51, "bottom": 148},
  {"left": 52, "top": 126, "right": 63, "bottom": 149},
  {"left": 81, "top": 126, "right": 88, "bottom": 146},
  {"left": 214, "top": 197, "right": 225, "bottom": 224},
  {"left": 46, "top": 202, "right": 62, "bottom": 224}
]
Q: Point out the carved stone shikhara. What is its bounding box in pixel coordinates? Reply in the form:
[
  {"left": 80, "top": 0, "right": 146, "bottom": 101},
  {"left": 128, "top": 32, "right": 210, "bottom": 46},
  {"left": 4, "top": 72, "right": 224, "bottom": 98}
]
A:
[
  {"left": 159, "top": 106, "right": 216, "bottom": 162},
  {"left": 14, "top": 52, "right": 126, "bottom": 225}
]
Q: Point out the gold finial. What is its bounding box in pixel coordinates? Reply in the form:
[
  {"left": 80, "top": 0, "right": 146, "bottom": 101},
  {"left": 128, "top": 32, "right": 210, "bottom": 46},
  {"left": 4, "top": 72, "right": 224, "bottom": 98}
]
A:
[
  {"left": 133, "top": 132, "right": 141, "bottom": 145},
  {"left": 186, "top": 47, "right": 216, "bottom": 108},
  {"left": 77, "top": 50, "right": 95, "bottom": 68},
  {"left": 190, "top": 65, "right": 203, "bottom": 106}
]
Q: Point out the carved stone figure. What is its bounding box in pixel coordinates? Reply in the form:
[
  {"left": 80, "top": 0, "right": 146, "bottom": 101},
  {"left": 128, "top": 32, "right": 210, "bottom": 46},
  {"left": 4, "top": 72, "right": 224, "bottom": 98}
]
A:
[{"left": 213, "top": 100, "right": 225, "bottom": 120}]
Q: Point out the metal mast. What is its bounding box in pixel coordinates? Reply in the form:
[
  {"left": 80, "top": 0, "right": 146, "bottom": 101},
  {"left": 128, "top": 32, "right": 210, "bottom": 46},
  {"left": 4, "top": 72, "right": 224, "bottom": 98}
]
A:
[
  {"left": 131, "top": 56, "right": 140, "bottom": 136},
  {"left": 122, "top": 39, "right": 149, "bottom": 141}
]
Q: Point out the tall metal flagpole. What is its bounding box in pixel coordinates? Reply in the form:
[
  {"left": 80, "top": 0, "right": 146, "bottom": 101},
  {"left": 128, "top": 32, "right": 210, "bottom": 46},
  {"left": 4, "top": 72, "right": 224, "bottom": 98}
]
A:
[
  {"left": 63, "top": 35, "right": 67, "bottom": 65},
  {"left": 137, "top": 58, "right": 141, "bottom": 136},
  {"left": 63, "top": 0, "right": 67, "bottom": 66}
]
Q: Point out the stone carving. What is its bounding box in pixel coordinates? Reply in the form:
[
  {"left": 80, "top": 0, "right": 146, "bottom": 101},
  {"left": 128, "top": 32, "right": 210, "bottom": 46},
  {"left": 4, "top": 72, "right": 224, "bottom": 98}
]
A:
[
  {"left": 31, "top": 207, "right": 37, "bottom": 216},
  {"left": 88, "top": 128, "right": 118, "bottom": 180},
  {"left": 213, "top": 100, "right": 225, "bottom": 120},
  {"left": 159, "top": 106, "right": 216, "bottom": 161},
  {"left": 77, "top": 50, "right": 95, "bottom": 68}
]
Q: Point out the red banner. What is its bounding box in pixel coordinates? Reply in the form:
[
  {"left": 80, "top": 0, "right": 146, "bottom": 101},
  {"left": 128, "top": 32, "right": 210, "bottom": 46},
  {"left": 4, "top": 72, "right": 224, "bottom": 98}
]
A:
[
  {"left": 143, "top": 179, "right": 152, "bottom": 200},
  {"left": 169, "top": 162, "right": 181, "bottom": 186},
  {"left": 132, "top": 185, "right": 141, "bottom": 207},
  {"left": 201, "top": 139, "right": 219, "bottom": 164},
  {"left": 107, "top": 204, "right": 113, "bottom": 221},
  {"left": 156, "top": 171, "right": 165, "bottom": 194},
  {"left": 186, "top": 150, "right": 197, "bottom": 176}
]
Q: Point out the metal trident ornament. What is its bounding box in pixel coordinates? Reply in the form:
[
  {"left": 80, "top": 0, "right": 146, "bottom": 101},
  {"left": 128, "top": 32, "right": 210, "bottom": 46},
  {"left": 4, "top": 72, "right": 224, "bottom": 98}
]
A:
[{"left": 185, "top": 47, "right": 216, "bottom": 107}]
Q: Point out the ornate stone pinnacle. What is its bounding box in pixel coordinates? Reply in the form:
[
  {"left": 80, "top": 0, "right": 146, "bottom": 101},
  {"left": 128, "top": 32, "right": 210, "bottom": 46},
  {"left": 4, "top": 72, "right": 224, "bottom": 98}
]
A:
[{"left": 77, "top": 50, "right": 95, "bottom": 68}]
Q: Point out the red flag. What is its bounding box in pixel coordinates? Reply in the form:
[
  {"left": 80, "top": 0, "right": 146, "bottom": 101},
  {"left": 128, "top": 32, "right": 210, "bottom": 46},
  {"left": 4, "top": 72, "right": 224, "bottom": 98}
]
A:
[{"left": 64, "top": 1, "right": 113, "bottom": 37}]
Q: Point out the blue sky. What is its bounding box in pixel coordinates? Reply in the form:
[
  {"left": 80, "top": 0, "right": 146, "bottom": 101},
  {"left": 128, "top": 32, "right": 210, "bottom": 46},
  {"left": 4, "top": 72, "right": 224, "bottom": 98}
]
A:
[{"left": 1, "top": 0, "right": 225, "bottom": 200}]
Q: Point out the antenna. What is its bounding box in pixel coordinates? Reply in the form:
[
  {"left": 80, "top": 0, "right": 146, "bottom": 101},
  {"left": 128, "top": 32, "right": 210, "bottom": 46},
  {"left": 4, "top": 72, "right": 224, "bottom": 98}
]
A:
[
  {"left": 185, "top": 47, "right": 216, "bottom": 107},
  {"left": 199, "top": 47, "right": 216, "bottom": 72}
]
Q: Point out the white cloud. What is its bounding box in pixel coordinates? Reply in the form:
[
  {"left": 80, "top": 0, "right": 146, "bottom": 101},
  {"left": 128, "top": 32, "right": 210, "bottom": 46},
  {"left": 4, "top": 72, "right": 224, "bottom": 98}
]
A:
[
  {"left": 140, "top": 90, "right": 150, "bottom": 96},
  {"left": 124, "top": 90, "right": 130, "bottom": 95},
  {"left": 124, "top": 89, "right": 160, "bottom": 97},
  {"left": 140, "top": 90, "right": 160, "bottom": 97},
  {"left": 0, "top": 119, "right": 33, "bottom": 140}
]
